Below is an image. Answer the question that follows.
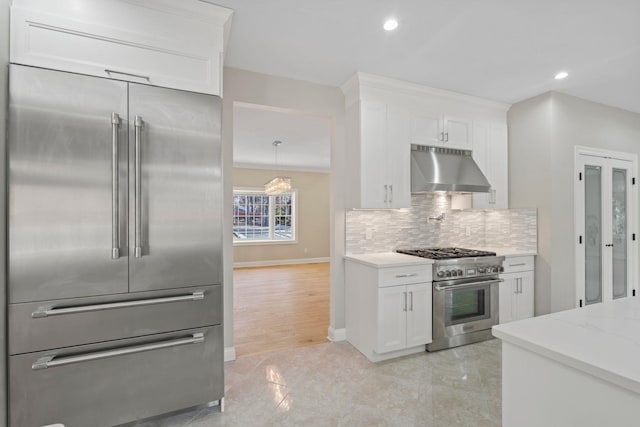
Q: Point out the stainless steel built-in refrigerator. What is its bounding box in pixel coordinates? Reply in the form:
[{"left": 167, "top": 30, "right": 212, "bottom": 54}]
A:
[{"left": 7, "top": 64, "right": 223, "bottom": 426}]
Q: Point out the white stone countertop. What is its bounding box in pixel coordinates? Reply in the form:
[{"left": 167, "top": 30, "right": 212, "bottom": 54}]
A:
[
  {"left": 344, "top": 252, "right": 434, "bottom": 268},
  {"left": 493, "top": 297, "right": 640, "bottom": 395},
  {"left": 474, "top": 247, "right": 537, "bottom": 257}
]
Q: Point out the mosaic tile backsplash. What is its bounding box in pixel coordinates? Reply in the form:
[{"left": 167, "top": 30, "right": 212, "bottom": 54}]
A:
[{"left": 345, "top": 194, "right": 537, "bottom": 254}]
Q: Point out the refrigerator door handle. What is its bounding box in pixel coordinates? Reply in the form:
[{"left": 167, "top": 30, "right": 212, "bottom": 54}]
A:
[
  {"left": 32, "top": 333, "right": 205, "bottom": 370},
  {"left": 111, "top": 112, "right": 121, "bottom": 259},
  {"left": 134, "top": 115, "right": 143, "bottom": 258},
  {"left": 31, "top": 291, "right": 205, "bottom": 318}
]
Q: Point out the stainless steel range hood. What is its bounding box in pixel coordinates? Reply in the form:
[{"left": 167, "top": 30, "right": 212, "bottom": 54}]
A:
[{"left": 411, "top": 145, "right": 491, "bottom": 193}]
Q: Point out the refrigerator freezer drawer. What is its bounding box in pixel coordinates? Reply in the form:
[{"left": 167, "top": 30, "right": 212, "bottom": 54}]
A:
[
  {"left": 9, "top": 285, "right": 221, "bottom": 355},
  {"left": 9, "top": 326, "right": 223, "bottom": 427}
]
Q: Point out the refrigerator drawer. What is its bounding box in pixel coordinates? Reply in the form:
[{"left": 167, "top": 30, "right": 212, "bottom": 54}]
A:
[
  {"left": 9, "top": 326, "right": 223, "bottom": 427},
  {"left": 9, "top": 285, "right": 221, "bottom": 355}
]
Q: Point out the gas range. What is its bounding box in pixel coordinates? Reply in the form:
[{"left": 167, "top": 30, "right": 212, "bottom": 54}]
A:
[
  {"left": 396, "top": 247, "right": 504, "bottom": 281},
  {"left": 396, "top": 247, "right": 505, "bottom": 351}
]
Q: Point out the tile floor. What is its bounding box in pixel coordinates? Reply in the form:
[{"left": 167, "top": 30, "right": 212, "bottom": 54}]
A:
[{"left": 131, "top": 339, "right": 502, "bottom": 427}]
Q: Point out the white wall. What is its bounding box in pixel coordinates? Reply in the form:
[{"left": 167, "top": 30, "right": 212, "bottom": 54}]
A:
[
  {"left": 509, "top": 91, "right": 640, "bottom": 314},
  {"left": 222, "top": 67, "right": 346, "bottom": 356},
  {"left": 508, "top": 93, "right": 553, "bottom": 315},
  {"left": 0, "top": 0, "right": 9, "bottom": 422}
]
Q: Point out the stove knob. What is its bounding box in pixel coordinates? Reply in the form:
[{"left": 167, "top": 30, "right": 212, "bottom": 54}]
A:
[
  {"left": 499, "top": 266, "right": 504, "bottom": 273},
  {"left": 491, "top": 267, "right": 499, "bottom": 273},
  {"left": 457, "top": 269, "right": 464, "bottom": 277},
  {"left": 437, "top": 271, "right": 445, "bottom": 278},
  {"left": 478, "top": 267, "right": 486, "bottom": 274},
  {"left": 445, "top": 270, "right": 452, "bottom": 277}
]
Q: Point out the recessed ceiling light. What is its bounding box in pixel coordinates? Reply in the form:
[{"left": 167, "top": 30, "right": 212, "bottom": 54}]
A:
[
  {"left": 383, "top": 19, "right": 398, "bottom": 31},
  {"left": 554, "top": 71, "right": 569, "bottom": 80}
]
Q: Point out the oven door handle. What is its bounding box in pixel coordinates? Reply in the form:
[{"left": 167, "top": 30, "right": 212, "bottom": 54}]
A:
[{"left": 434, "top": 278, "right": 503, "bottom": 291}]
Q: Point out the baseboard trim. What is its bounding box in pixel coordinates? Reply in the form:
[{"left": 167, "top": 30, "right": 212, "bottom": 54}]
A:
[
  {"left": 233, "top": 257, "right": 330, "bottom": 268},
  {"left": 224, "top": 346, "right": 236, "bottom": 362},
  {"left": 327, "top": 326, "right": 346, "bottom": 342}
]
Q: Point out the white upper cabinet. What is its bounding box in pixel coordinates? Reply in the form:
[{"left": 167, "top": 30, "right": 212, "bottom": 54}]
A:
[
  {"left": 472, "top": 122, "right": 509, "bottom": 208},
  {"left": 10, "top": 0, "right": 233, "bottom": 95},
  {"left": 344, "top": 98, "right": 411, "bottom": 209},
  {"left": 443, "top": 116, "right": 472, "bottom": 150},
  {"left": 342, "top": 73, "right": 509, "bottom": 210},
  {"left": 410, "top": 111, "right": 442, "bottom": 146},
  {"left": 410, "top": 112, "right": 472, "bottom": 150}
]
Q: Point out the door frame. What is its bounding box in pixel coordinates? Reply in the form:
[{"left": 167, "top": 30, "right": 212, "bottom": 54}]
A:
[{"left": 574, "top": 146, "right": 638, "bottom": 308}]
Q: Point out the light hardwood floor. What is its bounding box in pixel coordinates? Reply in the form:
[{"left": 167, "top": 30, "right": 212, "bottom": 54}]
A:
[{"left": 233, "top": 262, "right": 330, "bottom": 357}]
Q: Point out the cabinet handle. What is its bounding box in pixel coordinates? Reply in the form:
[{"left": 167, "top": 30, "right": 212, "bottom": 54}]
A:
[
  {"left": 31, "top": 291, "right": 205, "bottom": 318},
  {"left": 445, "top": 132, "right": 449, "bottom": 142},
  {"left": 403, "top": 291, "right": 407, "bottom": 312},
  {"left": 104, "top": 69, "right": 151, "bottom": 82},
  {"left": 509, "top": 263, "right": 527, "bottom": 267},
  {"left": 395, "top": 273, "right": 418, "bottom": 278},
  {"left": 134, "top": 115, "right": 143, "bottom": 258},
  {"left": 384, "top": 184, "right": 388, "bottom": 203},
  {"left": 440, "top": 132, "right": 444, "bottom": 142},
  {"left": 32, "top": 333, "right": 204, "bottom": 370},
  {"left": 111, "top": 112, "right": 121, "bottom": 260},
  {"left": 410, "top": 291, "right": 414, "bottom": 311},
  {"left": 389, "top": 184, "right": 393, "bottom": 203}
]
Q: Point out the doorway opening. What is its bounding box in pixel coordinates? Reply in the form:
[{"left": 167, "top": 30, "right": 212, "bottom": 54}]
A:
[{"left": 232, "top": 102, "right": 332, "bottom": 357}]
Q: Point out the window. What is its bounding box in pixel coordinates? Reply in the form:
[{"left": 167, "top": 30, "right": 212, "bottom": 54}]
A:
[{"left": 233, "top": 189, "right": 296, "bottom": 243}]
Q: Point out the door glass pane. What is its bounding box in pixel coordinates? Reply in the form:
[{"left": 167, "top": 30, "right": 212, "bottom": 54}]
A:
[
  {"left": 585, "top": 165, "right": 602, "bottom": 305},
  {"left": 612, "top": 168, "right": 627, "bottom": 299}
]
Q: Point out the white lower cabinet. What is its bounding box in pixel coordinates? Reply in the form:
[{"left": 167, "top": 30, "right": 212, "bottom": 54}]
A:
[
  {"left": 499, "top": 256, "right": 535, "bottom": 323},
  {"left": 346, "top": 260, "right": 432, "bottom": 362},
  {"left": 377, "top": 282, "right": 431, "bottom": 353}
]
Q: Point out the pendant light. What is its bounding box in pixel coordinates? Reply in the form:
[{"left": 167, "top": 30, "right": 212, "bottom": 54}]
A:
[{"left": 264, "top": 140, "right": 292, "bottom": 195}]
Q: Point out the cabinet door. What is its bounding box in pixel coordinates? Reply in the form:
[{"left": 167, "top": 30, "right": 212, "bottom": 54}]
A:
[
  {"left": 499, "top": 274, "right": 517, "bottom": 324},
  {"left": 377, "top": 286, "right": 407, "bottom": 353},
  {"left": 128, "top": 84, "right": 222, "bottom": 292},
  {"left": 444, "top": 116, "right": 472, "bottom": 150},
  {"left": 491, "top": 125, "right": 509, "bottom": 208},
  {"left": 405, "top": 283, "right": 432, "bottom": 347},
  {"left": 10, "top": 1, "right": 228, "bottom": 95},
  {"left": 472, "top": 122, "right": 492, "bottom": 209},
  {"left": 410, "top": 111, "right": 442, "bottom": 146},
  {"left": 387, "top": 105, "right": 411, "bottom": 208},
  {"left": 8, "top": 65, "right": 129, "bottom": 303},
  {"left": 471, "top": 122, "right": 509, "bottom": 209},
  {"left": 516, "top": 271, "right": 535, "bottom": 320},
  {"left": 360, "top": 101, "right": 389, "bottom": 208}
]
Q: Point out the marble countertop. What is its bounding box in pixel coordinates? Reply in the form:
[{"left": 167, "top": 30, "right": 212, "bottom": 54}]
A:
[
  {"left": 344, "top": 252, "right": 434, "bottom": 268},
  {"left": 474, "top": 247, "right": 537, "bottom": 257},
  {"left": 493, "top": 297, "right": 640, "bottom": 394},
  {"left": 345, "top": 247, "right": 536, "bottom": 268}
]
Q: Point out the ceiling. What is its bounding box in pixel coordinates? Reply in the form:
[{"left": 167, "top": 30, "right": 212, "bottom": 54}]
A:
[
  {"left": 211, "top": 0, "right": 640, "bottom": 114},
  {"left": 233, "top": 104, "right": 331, "bottom": 172}
]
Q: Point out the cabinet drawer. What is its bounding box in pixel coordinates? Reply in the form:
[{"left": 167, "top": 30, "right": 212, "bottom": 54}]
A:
[
  {"left": 379, "top": 265, "right": 432, "bottom": 286},
  {"left": 9, "top": 285, "right": 221, "bottom": 355},
  {"left": 9, "top": 326, "right": 223, "bottom": 427},
  {"left": 502, "top": 256, "right": 534, "bottom": 274}
]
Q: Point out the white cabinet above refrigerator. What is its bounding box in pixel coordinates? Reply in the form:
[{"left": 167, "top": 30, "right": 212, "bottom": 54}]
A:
[{"left": 10, "top": 0, "right": 233, "bottom": 95}]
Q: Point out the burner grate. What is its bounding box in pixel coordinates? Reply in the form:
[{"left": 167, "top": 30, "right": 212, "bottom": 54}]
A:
[{"left": 396, "top": 247, "right": 496, "bottom": 260}]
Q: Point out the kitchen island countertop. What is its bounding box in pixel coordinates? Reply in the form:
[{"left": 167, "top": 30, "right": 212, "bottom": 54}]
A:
[{"left": 493, "top": 296, "right": 640, "bottom": 394}]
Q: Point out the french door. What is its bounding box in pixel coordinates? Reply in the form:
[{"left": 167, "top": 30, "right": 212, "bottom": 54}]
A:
[{"left": 575, "top": 151, "right": 637, "bottom": 307}]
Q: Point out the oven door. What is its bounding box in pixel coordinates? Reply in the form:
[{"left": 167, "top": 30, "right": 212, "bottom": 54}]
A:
[{"left": 433, "top": 277, "right": 500, "bottom": 340}]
